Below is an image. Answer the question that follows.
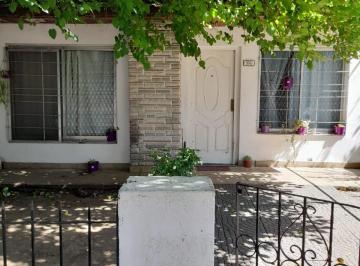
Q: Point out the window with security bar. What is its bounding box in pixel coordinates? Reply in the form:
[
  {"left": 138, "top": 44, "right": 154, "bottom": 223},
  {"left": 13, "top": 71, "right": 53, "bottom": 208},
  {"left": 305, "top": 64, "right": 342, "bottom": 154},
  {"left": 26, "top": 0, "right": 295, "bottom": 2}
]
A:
[
  {"left": 259, "top": 51, "right": 347, "bottom": 133},
  {"left": 8, "top": 48, "right": 115, "bottom": 141}
]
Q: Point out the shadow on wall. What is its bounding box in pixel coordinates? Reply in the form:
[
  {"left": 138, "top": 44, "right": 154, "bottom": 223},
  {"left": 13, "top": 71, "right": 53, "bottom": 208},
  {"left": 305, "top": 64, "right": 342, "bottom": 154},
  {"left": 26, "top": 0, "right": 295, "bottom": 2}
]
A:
[
  {"left": 272, "top": 124, "right": 360, "bottom": 165},
  {"left": 270, "top": 60, "right": 360, "bottom": 165}
]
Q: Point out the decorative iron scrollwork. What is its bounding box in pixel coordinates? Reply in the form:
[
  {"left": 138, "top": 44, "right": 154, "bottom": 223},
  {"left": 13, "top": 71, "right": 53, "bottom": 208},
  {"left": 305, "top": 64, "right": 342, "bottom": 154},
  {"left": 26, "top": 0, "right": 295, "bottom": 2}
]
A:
[{"left": 234, "top": 183, "right": 355, "bottom": 266}]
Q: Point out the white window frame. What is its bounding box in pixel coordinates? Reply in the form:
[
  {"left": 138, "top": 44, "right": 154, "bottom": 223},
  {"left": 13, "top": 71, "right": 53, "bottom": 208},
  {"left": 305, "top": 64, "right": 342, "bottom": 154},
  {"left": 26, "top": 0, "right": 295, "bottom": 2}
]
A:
[
  {"left": 6, "top": 45, "right": 117, "bottom": 143},
  {"left": 257, "top": 49, "right": 349, "bottom": 135}
]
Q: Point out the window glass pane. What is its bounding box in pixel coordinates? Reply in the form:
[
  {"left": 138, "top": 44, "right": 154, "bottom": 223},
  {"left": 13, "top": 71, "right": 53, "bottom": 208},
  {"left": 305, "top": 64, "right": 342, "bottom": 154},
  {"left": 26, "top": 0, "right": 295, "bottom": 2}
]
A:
[
  {"left": 63, "top": 50, "right": 115, "bottom": 137},
  {"left": 300, "top": 51, "right": 344, "bottom": 131},
  {"left": 259, "top": 51, "right": 346, "bottom": 132},
  {"left": 259, "top": 51, "right": 301, "bottom": 129},
  {"left": 9, "top": 50, "right": 58, "bottom": 141}
]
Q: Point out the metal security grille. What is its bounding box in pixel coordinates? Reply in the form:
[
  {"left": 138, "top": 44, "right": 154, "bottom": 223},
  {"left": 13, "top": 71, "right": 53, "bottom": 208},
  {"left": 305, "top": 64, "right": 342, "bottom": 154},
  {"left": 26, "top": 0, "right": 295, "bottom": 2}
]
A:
[
  {"left": 9, "top": 50, "right": 59, "bottom": 141},
  {"left": 259, "top": 51, "right": 348, "bottom": 133},
  {"left": 8, "top": 47, "right": 116, "bottom": 141}
]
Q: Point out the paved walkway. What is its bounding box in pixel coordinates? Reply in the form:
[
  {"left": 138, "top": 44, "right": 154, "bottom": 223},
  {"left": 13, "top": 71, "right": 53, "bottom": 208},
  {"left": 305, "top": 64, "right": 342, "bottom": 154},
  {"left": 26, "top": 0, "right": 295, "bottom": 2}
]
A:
[
  {"left": 207, "top": 168, "right": 360, "bottom": 265},
  {"left": 0, "top": 167, "right": 359, "bottom": 265}
]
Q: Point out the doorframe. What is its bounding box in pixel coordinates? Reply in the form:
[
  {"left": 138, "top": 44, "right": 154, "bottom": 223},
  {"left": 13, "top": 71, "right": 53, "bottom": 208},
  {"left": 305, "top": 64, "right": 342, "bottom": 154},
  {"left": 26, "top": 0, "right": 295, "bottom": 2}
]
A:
[{"left": 180, "top": 46, "right": 241, "bottom": 165}]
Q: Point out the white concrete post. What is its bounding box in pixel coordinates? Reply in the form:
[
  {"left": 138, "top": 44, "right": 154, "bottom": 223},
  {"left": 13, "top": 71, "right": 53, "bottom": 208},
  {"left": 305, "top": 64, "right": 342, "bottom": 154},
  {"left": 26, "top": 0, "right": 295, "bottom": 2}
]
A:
[{"left": 118, "top": 176, "right": 215, "bottom": 266}]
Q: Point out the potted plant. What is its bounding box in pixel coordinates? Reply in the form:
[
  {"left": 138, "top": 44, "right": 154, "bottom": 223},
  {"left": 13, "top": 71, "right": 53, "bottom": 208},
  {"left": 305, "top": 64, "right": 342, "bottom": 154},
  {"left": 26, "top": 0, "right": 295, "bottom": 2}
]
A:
[
  {"left": 106, "top": 127, "right": 118, "bottom": 142},
  {"left": 334, "top": 124, "right": 346, "bottom": 135},
  {"left": 294, "top": 119, "right": 310, "bottom": 135},
  {"left": 149, "top": 148, "right": 202, "bottom": 176},
  {"left": 243, "top": 155, "right": 253, "bottom": 168},
  {"left": 88, "top": 159, "right": 99, "bottom": 173},
  {"left": 260, "top": 123, "right": 270, "bottom": 133}
]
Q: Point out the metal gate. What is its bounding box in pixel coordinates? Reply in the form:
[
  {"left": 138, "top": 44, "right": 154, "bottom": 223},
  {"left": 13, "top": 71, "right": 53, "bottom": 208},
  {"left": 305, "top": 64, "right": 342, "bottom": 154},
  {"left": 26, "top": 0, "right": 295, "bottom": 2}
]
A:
[
  {"left": 235, "top": 182, "right": 360, "bottom": 266},
  {"left": 0, "top": 200, "right": 119, "bottom": 266}
]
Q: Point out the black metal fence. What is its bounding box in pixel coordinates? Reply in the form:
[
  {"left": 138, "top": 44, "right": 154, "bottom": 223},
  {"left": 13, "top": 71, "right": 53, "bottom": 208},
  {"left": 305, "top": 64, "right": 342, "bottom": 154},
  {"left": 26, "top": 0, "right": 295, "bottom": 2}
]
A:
[
  {"left": 235, "top": 182, "right": 360, "bottom": 266},
  {"left": 1, "top": 200, "right": 119, "bottom": 266}
]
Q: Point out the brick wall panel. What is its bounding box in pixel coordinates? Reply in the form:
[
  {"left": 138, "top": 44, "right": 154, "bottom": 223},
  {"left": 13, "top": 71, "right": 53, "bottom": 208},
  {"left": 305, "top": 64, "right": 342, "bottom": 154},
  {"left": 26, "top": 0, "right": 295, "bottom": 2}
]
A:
[{"left": 128, "top": 25, "right": 181, "bottom": 165}]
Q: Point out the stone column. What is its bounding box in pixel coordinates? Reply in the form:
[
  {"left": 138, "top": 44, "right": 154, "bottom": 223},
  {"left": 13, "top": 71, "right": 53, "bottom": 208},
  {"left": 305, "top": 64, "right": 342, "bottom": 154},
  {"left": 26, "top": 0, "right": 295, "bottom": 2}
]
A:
[
  {"left": 118, "top": 176, "right": 215, "bottom": 266},
  {"left": 128, "top": 24, "right": 182, "bottom": 166}
]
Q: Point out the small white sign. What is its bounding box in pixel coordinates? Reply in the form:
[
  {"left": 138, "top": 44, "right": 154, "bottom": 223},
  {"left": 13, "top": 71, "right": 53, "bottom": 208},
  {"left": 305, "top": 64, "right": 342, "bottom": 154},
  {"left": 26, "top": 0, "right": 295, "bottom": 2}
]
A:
[{"left": 243, "top": 59, "right": 255, "bottom": 67}]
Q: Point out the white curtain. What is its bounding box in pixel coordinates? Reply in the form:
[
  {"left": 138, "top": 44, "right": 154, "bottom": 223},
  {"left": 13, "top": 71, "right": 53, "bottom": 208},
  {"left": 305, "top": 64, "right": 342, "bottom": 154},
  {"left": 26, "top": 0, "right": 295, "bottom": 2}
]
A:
[
  {"left": 300, "top": 51, "right": 343, "bottom": 130},
  {"left": 63, "top": 50, "right": 114, "bottom": 137}
]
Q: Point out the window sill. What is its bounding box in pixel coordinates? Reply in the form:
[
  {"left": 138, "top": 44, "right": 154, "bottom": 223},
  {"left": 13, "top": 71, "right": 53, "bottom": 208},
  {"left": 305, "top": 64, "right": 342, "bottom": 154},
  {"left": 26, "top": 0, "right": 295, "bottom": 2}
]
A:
[
  {"left": 257, "top": 131, "right": 345, "bottom": 137},
  {"left": 8, "top": 140, "right": 118, "bottom": 144}
]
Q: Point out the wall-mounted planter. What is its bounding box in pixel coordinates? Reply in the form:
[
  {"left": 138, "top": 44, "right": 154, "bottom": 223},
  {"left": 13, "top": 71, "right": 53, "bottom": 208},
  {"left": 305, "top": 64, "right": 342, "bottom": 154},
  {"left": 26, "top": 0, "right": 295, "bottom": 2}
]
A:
[
  {"left": 88, "top": 160, "right": 99, "bottom": 173},
  {"left": 334, "top": 125, "right": 346, "bottom": 136},
  {"left": 260, "top": 124, "right": 270, "bottom": 133}
]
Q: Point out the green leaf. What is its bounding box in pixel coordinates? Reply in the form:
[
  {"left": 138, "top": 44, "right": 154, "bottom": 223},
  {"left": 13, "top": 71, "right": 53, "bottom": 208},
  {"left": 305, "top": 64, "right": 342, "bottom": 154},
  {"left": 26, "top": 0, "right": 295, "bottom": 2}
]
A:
[
  {"left": 5, "top": 0, "right": 360, "bottom": 69},
  {"left": 17, "top": 17, "right": 24, "bottom": 30},
  {"left": 48, "top": 28, "right": 57, "bottom": 39},
  {"left": 9, "top": 1, "right": 17, "bottom": 13}
]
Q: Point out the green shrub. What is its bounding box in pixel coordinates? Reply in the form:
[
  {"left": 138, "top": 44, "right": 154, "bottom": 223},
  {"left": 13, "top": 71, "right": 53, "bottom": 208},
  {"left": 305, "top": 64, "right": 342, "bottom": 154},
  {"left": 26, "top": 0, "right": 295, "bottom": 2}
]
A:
[{"left": 149, "top": 148, "right": 202, "bottom": 176}]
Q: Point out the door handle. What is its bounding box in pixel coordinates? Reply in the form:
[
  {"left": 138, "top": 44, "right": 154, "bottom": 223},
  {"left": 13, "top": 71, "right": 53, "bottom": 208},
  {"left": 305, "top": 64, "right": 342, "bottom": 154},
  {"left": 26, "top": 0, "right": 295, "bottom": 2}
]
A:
[{"left": 230, "top": 99, "right": 234, "bottom": 112}]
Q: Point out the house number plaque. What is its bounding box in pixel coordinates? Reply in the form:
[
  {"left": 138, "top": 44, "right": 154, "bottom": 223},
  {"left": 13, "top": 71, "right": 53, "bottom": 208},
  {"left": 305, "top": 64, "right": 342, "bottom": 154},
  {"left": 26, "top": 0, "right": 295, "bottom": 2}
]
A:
[{"left": 243, "top": 59, "right": 255, "bottom": 67}]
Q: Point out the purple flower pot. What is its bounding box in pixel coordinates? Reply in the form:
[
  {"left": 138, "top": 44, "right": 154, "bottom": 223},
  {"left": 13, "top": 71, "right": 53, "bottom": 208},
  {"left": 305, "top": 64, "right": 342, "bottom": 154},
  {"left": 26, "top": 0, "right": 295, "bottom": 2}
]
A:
[
  {"left": 88, "top": 161, "right": 99, "bottom": 173},
  {"left": 296, "top": 126, "right": 307, "bottom": 135},
  {"left": 282, "top": 76, "right": 293, "bottom": 91},
  {"left": 106, "top": 130, "right": 117, "bottom": 142},
  {"left": 334, "top": 126, "right": 346, "bottom": 136},
  {"left": 260, "top": 125, "right": 270, "bottom": 133}
]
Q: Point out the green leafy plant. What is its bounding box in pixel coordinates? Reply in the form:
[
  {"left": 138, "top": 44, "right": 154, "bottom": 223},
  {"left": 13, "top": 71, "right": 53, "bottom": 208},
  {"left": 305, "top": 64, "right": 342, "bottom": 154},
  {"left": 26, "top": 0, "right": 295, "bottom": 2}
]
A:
[
  {"left": 149, "top": 148, "right": 202, "bottom": 177},
  {"left": 243, "top": 155, "right": 252, "bottom": 161},
  {"left": 1, "top": 187, "right": 12, "bottom": 198},
  {"left": 3, "top": 0, "right": 360, "bottom": 69},
  {"left": 293, "top": 119, "right": 310, "bottom": 130}
]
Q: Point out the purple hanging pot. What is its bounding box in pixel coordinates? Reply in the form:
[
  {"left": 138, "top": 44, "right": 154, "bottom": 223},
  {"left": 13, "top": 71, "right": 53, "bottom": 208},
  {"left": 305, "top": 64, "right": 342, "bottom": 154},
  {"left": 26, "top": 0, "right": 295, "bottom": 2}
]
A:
[{"left": 282, "top": 76, "right": 293, "bottom": 91}]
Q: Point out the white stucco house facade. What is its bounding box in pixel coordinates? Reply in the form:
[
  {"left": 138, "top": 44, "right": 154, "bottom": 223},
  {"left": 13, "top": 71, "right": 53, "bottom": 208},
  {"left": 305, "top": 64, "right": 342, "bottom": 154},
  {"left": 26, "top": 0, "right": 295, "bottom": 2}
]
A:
[{"left": 0, "top": 23, "right": 359, "bottom": 169}]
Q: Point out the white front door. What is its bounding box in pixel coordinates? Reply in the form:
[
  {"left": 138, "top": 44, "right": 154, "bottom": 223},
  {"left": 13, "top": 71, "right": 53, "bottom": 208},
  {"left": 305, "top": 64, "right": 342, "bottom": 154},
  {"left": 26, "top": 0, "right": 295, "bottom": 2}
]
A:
[{"left": 184, "top": 50, "right": 235, "bottom": 164}]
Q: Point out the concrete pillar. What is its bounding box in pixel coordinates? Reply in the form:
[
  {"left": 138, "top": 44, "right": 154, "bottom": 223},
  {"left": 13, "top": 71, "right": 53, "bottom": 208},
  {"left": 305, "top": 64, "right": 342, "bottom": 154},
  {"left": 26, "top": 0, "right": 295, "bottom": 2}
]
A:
[{"left": 118, "top": 176, "right": 215, "bottom": 266}]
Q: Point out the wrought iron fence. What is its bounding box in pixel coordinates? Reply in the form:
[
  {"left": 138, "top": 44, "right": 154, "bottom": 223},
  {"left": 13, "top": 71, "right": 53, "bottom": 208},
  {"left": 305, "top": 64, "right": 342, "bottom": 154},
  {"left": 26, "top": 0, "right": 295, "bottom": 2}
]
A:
[
  {"left": 235, "top": 182, "right": 360, "bottom": 266},
  {"left": 0, "top": 200, "right": 119, "bottom": 266}
]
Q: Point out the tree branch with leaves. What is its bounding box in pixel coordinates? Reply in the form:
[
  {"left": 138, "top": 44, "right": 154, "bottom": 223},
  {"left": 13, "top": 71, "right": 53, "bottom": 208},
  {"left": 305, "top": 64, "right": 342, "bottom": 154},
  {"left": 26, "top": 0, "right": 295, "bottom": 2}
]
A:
[{"left": 2, "top": 0, "right": 360, "bottom": 68}]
